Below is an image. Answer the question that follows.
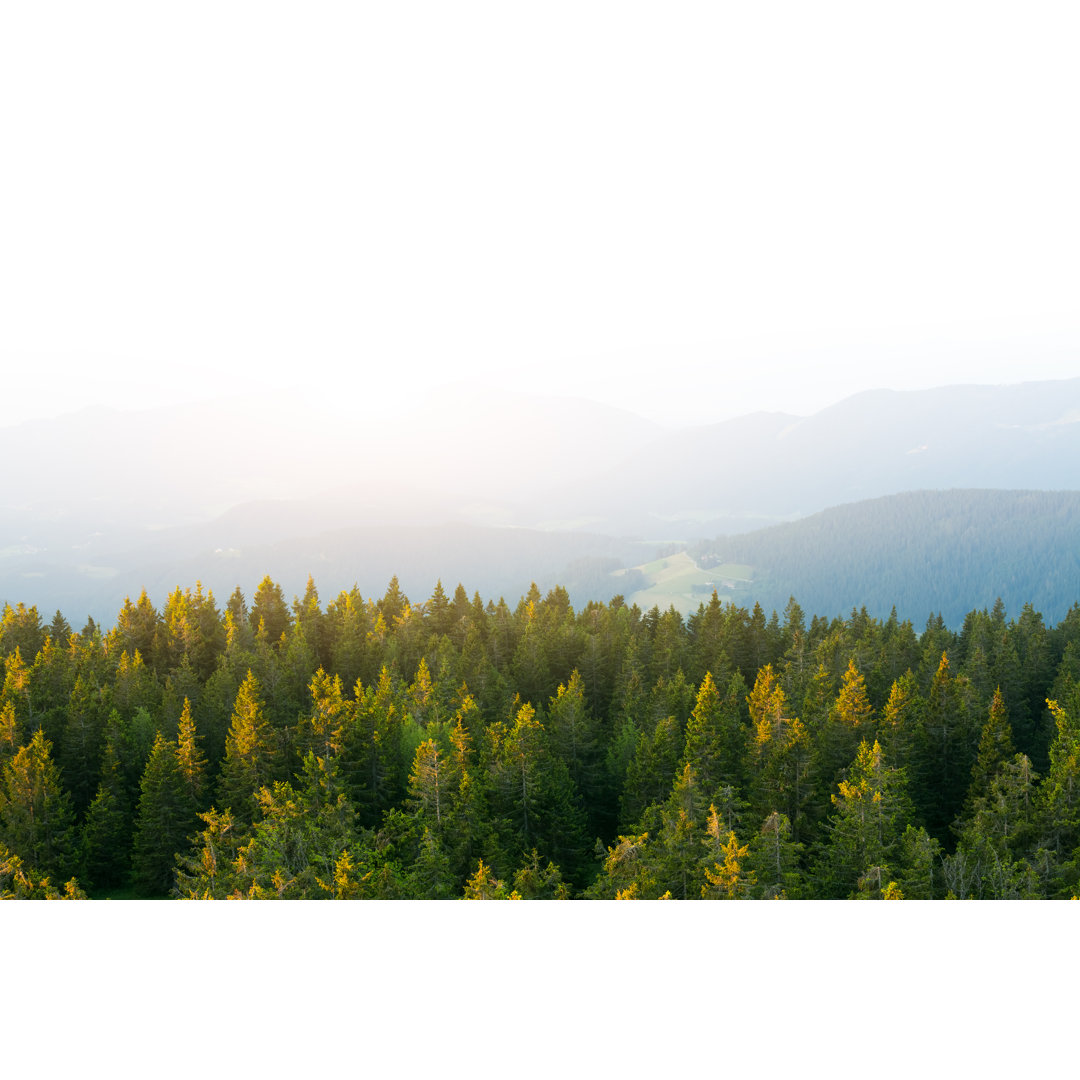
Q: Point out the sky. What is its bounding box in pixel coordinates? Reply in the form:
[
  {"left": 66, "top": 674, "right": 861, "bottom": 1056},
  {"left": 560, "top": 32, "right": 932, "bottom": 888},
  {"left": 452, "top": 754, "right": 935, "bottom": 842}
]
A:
[{"left": 2, "top": 2, "right": 1079, "bottom": 428}]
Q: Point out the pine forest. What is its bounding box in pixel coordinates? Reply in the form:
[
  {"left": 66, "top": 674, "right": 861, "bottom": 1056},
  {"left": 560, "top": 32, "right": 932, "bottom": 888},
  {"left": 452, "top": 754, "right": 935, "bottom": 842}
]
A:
[{"left": 2, "top": 574, "right": 1079, "bottom": 901}]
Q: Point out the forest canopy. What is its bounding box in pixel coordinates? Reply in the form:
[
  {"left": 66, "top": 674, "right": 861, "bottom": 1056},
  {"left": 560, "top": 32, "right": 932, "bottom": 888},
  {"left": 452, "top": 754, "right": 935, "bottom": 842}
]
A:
[{"left": 1, "top": 575, "right": 1078, "bottom": 900}]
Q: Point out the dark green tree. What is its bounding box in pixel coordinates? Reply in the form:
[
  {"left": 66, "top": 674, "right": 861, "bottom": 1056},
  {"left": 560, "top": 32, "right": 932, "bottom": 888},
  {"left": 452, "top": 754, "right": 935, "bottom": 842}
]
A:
[
  {"left": 0, "top": 729, "right": 78, "bottom": 883},
  {"left": 132, "top": 732, "right": 195, "bottom": 896},
  {"left": 80, "top": 738, "right": 133, "bottom": 892},
  {"left": 814, "top": 740, "right": 913, "bottom": 899}
]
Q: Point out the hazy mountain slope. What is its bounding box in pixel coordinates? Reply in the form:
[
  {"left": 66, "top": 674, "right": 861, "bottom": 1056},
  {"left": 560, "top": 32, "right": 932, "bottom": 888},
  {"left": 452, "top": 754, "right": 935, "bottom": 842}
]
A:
[
  {"left": 5, "top": 377, "right": 1080, "bottom": 622},
  {"left": 537, "top": 409, "right": 804, "bottom": 534},
  {"left": 544, "top": 377, "right": 1080, "bottom": 535},
  {"left": 1, "top": 514, "right": 651, "bottom": 625},
  {"left": 0, "top": 386, "right": 664, "bottom": 530},
  {"left": 692, "top": 489, "right": 1080, "bottom": 627}
]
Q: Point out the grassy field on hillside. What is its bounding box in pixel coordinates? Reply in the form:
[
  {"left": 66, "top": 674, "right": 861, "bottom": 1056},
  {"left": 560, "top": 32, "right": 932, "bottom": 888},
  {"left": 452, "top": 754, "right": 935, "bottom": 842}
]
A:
[{"left": 613, "top": 550, "right": 753, "bottom": 615}]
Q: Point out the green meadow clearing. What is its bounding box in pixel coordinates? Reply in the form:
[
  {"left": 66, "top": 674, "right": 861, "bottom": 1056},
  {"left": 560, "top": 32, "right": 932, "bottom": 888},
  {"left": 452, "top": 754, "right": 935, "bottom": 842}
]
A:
[{"left": 613, "top": 550, "right": 753, "bottom": 615}]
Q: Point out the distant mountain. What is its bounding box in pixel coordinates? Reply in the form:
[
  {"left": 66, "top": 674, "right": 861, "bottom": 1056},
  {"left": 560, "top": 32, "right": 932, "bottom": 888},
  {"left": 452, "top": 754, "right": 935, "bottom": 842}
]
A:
[
  {"left": 690, "top": 489, "right": 1080, "bottom": 627},
  {"left": 545, "top": 378, "right": 1080, "bottom": 535},
  {"left": 0, "top": 510, "right": 652, "bottom": 626},
  {"left": 4, "top": 377, "right": 1080, "bottom": 622},
  {"left": 0, "top": 384, "right": 663, "bottom": 531}
]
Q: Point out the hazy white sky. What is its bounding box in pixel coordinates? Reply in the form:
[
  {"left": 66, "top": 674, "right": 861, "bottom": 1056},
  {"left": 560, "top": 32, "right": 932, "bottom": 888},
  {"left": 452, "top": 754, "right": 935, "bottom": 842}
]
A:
[{"left": 2, "top": 2, "right": 1078, "bottom": 427}]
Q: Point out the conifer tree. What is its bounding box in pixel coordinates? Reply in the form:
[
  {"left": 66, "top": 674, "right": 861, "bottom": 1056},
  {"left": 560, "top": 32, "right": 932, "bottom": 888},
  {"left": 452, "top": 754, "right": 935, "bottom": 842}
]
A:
[
  {"left": 0, "top": 729, "right": 78, "bottom": 883},
  {"left": 174, "top": 808, "right": 245, "bottom": 899},
  {"left": 876, "top": 671, "right": 919, "bottom": 768},
  {"left": 964, "top": 687, "right": 1015, "bottom": 816},
  {"left": 583, "top": 832, "right": 654, "bottom": 899},
  {"left": 0, "top": 842, "right": 85, "bottom": 899},
  {"left": 681, "top": 670, "right": 747, "bottom": 799},
  {"left": 251, "top": 576, "right": 292, "bottom": 648},
  {"left": 958, "top": 753, "right": 1039, "bottom": 867},
  {"left": 620, "top": 714, "right": 682, "bottom": 828},
  {"left": 297, "top": 669, "right": 346, "bottom": 765},
  {"left": 1, "top": 648, "right": 32, "bottom": 730},
  {"left": 443, "top": 697, "right": 498, "bottom": 882},
  {"left": 893, "top": 824, "right": 941, "bottom": 900},
  {"left": 0, "top": 701, "right": 20, "bottom": 766},
  {"left": 407, "top": 826, "right": 457, "bottom": 899},
  {"left": 746, "top": 665, "right": 814, "bottom": 841},
  {"left": 645, "top": 763, "right": 709, "bottom": 900},
  {"left": 60, "top": 672, "right": 109, "bottom": 815},
  {"left": 408, "top": 738, "right": 459, "bottom": 836},
  {"left": 701, "top": 813, "right": 755, "bottom": 900},
  {"left": 343, "top": 666, "right": 407, "bottom": 825},
  {"left": 1037, "top": 689, "right": 1080, "bottom": 863},
  {"left": 132, "top": 732, "right": 194, "bottom": 896},
  {"left": 913, "top": 652, "right": 980, "bottom": 837},
  {"left": 113, "top": 591, "right": 161, "bottom": 668},
  {"left": 80, "top": 738, "right": 133, "bottom": 892},
  {"left": 814, "top": 740, "right": 912, "bottom": 899},
  {"left": 746, "top": 811, "right": 804, "bottom": 899},
  {"left": 176, "top": 697, "right": 208, "bottom": 815},
  {"left": 489, "top": 701, "right": 589, "bottom": 882},
  {"left": 819, "top": 659, "right": 875, "bottom": 788},
  {"left": 510, "top": 849, "right": 571, "bottom": 899},
  {"left": 463, "top": 859, "right": 510, "bottom": 899},
  {"left": 217, "top": 670, "right": 281, "bottom": 827},
  {"left": 219, "top": 755, "right": 358, "bottom": 899},
  {"left": 546, "top": 670, "right": 602, "bottom": 828}
]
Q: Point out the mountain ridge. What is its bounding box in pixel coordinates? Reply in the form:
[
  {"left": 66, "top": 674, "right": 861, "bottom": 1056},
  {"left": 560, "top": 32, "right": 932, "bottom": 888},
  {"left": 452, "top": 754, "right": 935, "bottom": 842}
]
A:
[{"left": 3, "top": 376, "right": 1080, "bottom": 622}]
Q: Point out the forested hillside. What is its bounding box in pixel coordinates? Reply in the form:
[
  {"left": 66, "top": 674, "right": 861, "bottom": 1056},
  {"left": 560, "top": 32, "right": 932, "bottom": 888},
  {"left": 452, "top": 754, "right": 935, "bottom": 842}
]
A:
[
  {"left": 2, "top": 576, "right": 1079, "bottom": 899},
  {"left": 693, "top": 489, "right": 1080, "bottom": 627}
]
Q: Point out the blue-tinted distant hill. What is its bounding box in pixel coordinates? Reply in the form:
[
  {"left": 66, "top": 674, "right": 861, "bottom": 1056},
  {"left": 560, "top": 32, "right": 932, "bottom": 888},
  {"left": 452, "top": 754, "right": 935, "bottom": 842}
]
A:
[
  {"left": 547, "top": 377, "right": 1080, "bottom": 536},
  {"left": 692, "top": 489, "right": 1080, "bottom": 627}
]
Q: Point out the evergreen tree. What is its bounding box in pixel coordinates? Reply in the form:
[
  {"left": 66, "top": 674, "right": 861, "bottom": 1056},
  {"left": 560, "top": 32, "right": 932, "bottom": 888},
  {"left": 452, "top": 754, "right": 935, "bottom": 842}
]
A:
[
  {"left": 60, "top": 672, "right": 110, "bottom": 816},
  {"left": 175, "top": 808, "right": 246, "bottom": 899},
  {"left": 814, "top": 740, "right": 912, "bottom": 899},
  {"left": 546, "top": 670, "right": 603, "bottom": 831},
  {"left": 406, "top": 826, "right": 458, "bottom": 899},
  {"left": 0, "top": 729, "right": 78, "bottom": 883},
  {"left": 342, "top": 666, "right": 407, "bottom": 826},
  {"left": 583, "top": 832, "right": 655, "bottom": 899},
  {"left": 745, "top": 811, "right": 804, "bottom": 899},
  {"left": 510, "top": 849, "right": 571, "bottom": 899},
  {"left": 819, "top": 659, "right": 875, "bottom": 788},
  {"left": 701, "top": 813, "right": 755, "bottom": 900},
  {"left": 912, "top": 652, "right": 980, "bottom": 838},
  {"left": 463, "top": 859, "right": 510, "bottom": 900},
  {"left": 0, "top": 701, "right": 20, "bottom": 766},
  {"left": 1038, "top": 689, "right": 1080, "bottom": 862},
  {"left": 80, "top": 738, "right": 133, "bottom": 892},
  {"left": 297, "top": 669, "right": 346, "bottom": 765},
  {"left": 957, "top": 754, "right": 1040, "bottom": 870},
  {"left": 681, "top": 670, "right": 747, "bottom": 799},
  {"left": 0, "top": 842, "right": 85, "bottom": 899},
  {"left": 645, "top": 763, "right": 709, "bottom": 900},
  {"left": 963, "top": 687, "right": 1015, "bottom": 817},
  {"left": 251, "top": 576, "right": 292, "bottom": 648},
  {"left": 176, "top": 697, "right": 208, "bottom": 814},
  {"left": 488, "top": 702, "right": 589, "bottom": 883},
  {"left": 620, "top": 714, "right": 682, "bottom": 829},
  {"left": 876, "top": 671, "right": 919, "bottom": 769},
  {"left": 893, "top": 824, "right": 941, "bottom": 900},
  {"left": 408, "top": 737, "right": 459, "bottom": 837},
  {"left": 219, "top": 755, "right": 359, "bottom": 899},
  {"left": 746, "top": 665, "right": 814, "bottom": 841},
  {"left": 132, "top": 732, "right": 194, "bottom": 896},
  {"left": 217, "top": 670, "right": 281, "bottom": 827}
]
